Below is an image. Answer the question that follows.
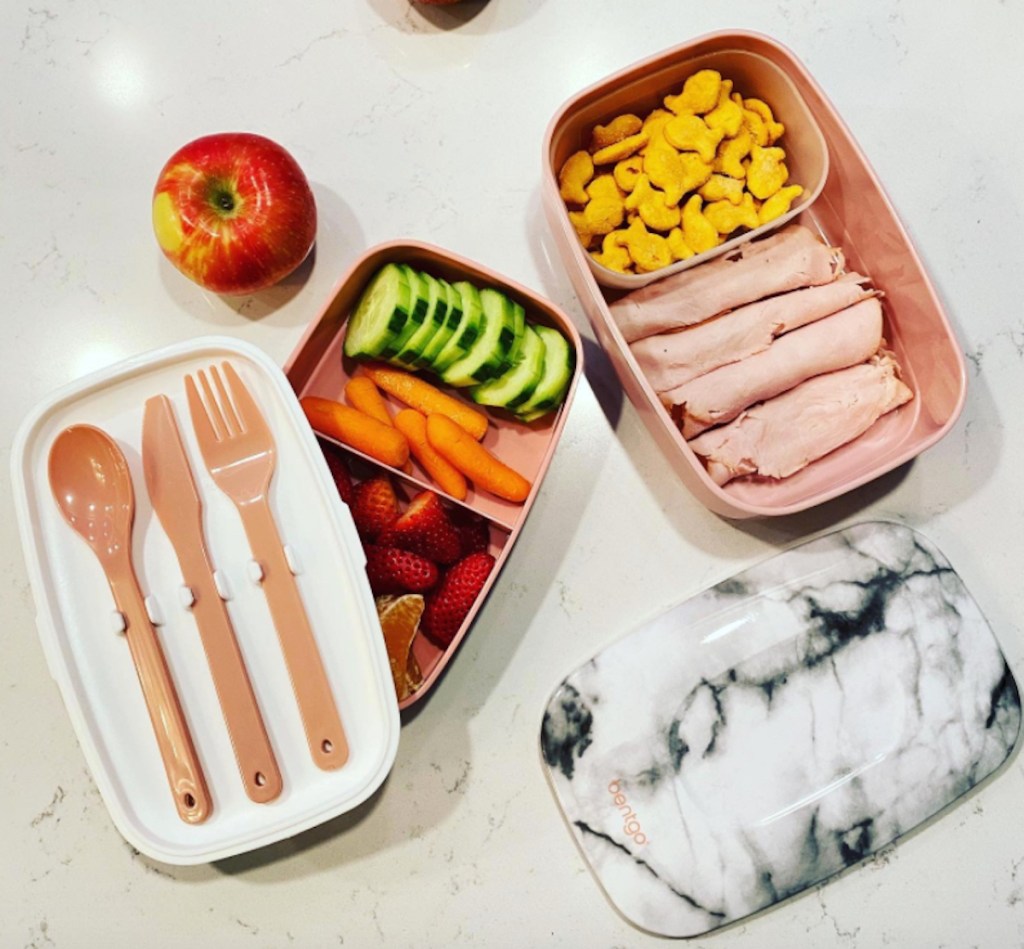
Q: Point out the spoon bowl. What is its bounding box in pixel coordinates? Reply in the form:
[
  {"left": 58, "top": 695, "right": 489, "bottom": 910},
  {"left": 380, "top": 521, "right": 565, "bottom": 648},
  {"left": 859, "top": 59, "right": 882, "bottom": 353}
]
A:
[
  {"left": 48, "top": 425, "right": 136, "bottom": 565},
  {"left": 47, "top": 423, "right": 212, "bottom": 825}
]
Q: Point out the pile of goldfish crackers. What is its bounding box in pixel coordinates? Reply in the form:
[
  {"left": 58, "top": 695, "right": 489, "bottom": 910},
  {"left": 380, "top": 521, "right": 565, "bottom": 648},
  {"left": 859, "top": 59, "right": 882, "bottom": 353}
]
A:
[{"left": 558, "top": 68, "right": 804, "bottom": 276}]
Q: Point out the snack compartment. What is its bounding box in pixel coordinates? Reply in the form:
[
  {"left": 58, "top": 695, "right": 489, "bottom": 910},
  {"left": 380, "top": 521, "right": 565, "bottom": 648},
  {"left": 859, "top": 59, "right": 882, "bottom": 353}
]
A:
[
  {"left": 315, "top": 441, "right": 513, "bottom": 708},
  {"left": 545, "top": 44, "right": 828, "bottom": 290}
]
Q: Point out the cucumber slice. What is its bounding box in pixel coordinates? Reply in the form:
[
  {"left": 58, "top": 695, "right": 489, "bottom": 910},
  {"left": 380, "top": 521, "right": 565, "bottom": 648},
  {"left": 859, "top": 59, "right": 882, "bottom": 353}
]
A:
[
  {"left": 380, "top": 265, "right": 430, "bottom": 359},
  {"left": 394, "top": 271, "right": 449, "bottom": 367},
  {"left": 343, "top": 263, "right": 413, "bottom": 359},
  {"left": 441, "top": 288, "right": 518, "bottom": 387},
  {"left": 417, "top": 278, "right": 462, "bottom": 368},
  {"left": 515, "top": 324, "right": 574, "bottom": 420},
  {"left": 432, "top": 281, "right": 483, "bottom": 373},
  {"left": 507, "top": 299, "right": 526, "bottom": 366},
  {"left": 470, "top": 324, "right": 545, "bottom": 410}
]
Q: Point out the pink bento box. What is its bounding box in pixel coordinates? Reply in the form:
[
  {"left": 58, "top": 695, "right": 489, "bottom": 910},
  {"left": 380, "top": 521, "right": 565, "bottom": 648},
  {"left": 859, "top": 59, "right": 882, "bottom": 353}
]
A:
[
  {"left": 542, "top": 31, "right": 966, "bottom": 518},
  {"left": 283, "top": 240, "right": 584, "bottom": 707}
]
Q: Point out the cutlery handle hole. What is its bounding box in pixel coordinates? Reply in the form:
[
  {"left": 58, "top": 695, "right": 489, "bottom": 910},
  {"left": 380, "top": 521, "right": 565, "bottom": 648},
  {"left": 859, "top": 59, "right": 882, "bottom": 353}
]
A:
[
  {"left": 322, "top": 739, "right": 334, "bottom": 754},
  {"left": 183, "top": 792, "right": 196, "bottom": 809},
  {"left": 255, "top": 772, "right": 267, "bottom": 787}
]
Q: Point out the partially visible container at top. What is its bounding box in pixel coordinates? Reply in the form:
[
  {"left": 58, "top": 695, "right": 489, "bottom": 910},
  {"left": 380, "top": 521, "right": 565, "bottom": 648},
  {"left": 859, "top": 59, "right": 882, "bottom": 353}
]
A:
[{"left": 542, "top": 30, "right": 966, "bottom": 518}]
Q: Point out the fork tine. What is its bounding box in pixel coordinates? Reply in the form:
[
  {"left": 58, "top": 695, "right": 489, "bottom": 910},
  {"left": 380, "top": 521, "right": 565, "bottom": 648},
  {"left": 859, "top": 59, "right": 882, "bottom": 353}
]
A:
[
  {"left": 222, "top": 362, "right": 266, "bottom": 437},
  {"left": 185, "top": 374, "right": 222, "bottom": 446},
  {"left": 211, "top": 364, "right": 243, "bottom": 435},
  {"left": 198, "top": 369, "right": 229, "bottom": 440}
]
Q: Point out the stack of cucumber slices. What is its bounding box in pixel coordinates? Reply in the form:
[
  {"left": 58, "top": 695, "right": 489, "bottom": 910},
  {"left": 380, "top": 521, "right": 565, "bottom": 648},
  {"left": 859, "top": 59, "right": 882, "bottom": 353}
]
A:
[{"left": 343, "top": 263, "right": 574, "bottom": 422}]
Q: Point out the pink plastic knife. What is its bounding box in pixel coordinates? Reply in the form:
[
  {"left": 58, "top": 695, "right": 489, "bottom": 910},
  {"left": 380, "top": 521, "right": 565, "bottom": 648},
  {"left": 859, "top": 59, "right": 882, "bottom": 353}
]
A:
[{"left": 142, "top": 395, "right": 283, "bottom": 804}]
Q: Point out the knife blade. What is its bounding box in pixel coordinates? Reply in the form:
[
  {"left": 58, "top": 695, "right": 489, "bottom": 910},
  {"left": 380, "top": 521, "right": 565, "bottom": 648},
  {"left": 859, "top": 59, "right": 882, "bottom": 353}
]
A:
[{"left": 142, "top": 394, "right": 282, "bottom": 804}]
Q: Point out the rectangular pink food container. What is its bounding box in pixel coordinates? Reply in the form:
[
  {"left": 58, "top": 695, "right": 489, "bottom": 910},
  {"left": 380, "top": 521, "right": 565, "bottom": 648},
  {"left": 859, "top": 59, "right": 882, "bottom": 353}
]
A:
[
  {"left": 283, "top": 240, "right": 584, "bottom": 708},
  {"left": 542, "top": 30, "right": 966, "bottom": 518}
]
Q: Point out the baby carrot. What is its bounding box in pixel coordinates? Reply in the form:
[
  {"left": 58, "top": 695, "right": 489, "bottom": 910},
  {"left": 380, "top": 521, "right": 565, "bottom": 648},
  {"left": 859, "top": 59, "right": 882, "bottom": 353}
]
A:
[
  {"left": 360, "top": 362, "right": 489, "bottom": 441},
  {"left": 425, "top": 413, "right": 531, "bottom": 503},
  {"left": 301, "top": 396, "right": 410, "bottom": 469},
  {"left": 345, "top": 376, "right": 393, "bottom": 427},
  {"left": 394, "top": 409, "right": 468, "bottom": 501},
  {"left": 346, "top": 375, "right": 414, "bottom": 473}
]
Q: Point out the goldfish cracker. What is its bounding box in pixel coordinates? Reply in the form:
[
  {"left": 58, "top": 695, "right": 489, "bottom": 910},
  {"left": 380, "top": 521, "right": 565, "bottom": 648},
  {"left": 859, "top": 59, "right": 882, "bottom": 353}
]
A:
[
  {"left": 640, "top": 109, "right": 674, "bottom": 152},
  {"left": 699, "top": 173, "right": 745, "bottom": 206},
  {"left": 613, "top": 155, "right": 644, "bottom": 193},
  {"left": 558, "top": 150, "right": 594, "bottom": 206},
  {"left": 591, "top": 231, "right": 632, "bottom": 273},
  {"left": 758, "top": 184, "right": 804, "bottom": 224},
  {"left": 706, "top": 101, "right": 745, "bottom": 139},
  {"left": 569, "top": 198, "right": 624, "bottom": 241},
  {"left": 744, "top": 98, "right": 785, "bottom": 144},
  {"left": 586, "top": 174, "right": 625, "bottom": 202},
  {"left": 590, "top": 113, "right": 643, "bottom": 151},
  {"left": 704, "top": 192, "right": 760, "bottom": 234},
  {"left": 569, "top": 173, "right": 627, "bottom": 243},
  {"left": 714, "top": 129, "right": 752, "bottom": 179},
  {"left": 622, "top": 218, "right": 672, "bottom": 272},
  {"left": 591, "top": 132, "right": 648, "bottom": 165},
  {"left": 624, "top": 173, "right": 681, "bottom": 232},
  {"left": 664, "top": 69, "right": 722, "bottom": 115},
  {"left": 741, "top": 106, "right": 770, "bottom": 147},
  {"left": 663, "top": 114, "right": 724, "bottom": 164},
  {"left": 677, "top": 151, "right": 714, "bottom": 194},
  {"left": 641, "top": 147, "right": 688, "bottom": 206},
  {"left": 705, "top": 81, "right": 744, "bottom": 138},
  {"left": 681, "top": 194, "right": 720, "bottom": 253},
  {"left": 746, "top": 144, "right": 789, "bottom": 199},
  {"left": 666, "top": 227, "right": 695, "bottom": 261}
]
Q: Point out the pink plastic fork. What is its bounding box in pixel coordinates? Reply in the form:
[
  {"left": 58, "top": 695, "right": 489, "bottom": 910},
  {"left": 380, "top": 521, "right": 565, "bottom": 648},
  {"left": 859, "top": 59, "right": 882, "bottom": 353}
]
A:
[{"left": 185, "top": 361, "right": 349, "bottom": 771}]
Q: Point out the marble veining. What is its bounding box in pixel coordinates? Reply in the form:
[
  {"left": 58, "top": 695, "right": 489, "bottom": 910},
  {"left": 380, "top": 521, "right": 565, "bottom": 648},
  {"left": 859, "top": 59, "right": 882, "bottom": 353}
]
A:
[{"left": 541, "top": 522, "right": 1021, "bottom": 938}]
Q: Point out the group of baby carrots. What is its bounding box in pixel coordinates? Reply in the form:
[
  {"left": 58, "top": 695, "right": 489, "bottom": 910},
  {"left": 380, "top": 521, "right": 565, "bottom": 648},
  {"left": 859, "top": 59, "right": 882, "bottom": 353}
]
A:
[{"left": 300, "top": 362, "right": 532, "bottom": 503}]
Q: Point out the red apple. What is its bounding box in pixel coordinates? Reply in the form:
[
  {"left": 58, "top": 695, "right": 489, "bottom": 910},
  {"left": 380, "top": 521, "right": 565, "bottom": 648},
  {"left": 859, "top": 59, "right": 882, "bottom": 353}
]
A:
[{"left": 152, "top": 132, "right": 317, "bottom": 295}]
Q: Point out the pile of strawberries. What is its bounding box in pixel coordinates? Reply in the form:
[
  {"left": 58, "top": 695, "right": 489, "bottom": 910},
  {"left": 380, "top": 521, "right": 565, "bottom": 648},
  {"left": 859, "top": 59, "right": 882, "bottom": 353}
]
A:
[{"left": 324, "top": 445, "right": 495, "bottom": 648}]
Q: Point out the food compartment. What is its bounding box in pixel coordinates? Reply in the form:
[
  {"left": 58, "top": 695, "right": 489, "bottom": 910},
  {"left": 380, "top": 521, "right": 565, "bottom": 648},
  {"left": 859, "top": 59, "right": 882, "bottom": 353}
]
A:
[
  {"left": 542, "top": 31, "right": 965, "bottom": 518},
  {"left": 317, "top": 442, "right": 512, "bottom": 709},
  {"left": 545, "top": 43, "right": 828, "bottom": 290},
  {"left": 285, "top": 240, "right": 583, "bottom": 706}
]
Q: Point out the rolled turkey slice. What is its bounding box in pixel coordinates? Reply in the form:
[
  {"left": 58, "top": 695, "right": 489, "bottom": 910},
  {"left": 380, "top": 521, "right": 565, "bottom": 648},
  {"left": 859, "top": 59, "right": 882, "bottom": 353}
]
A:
[
  {"left": 688, "top": 352, "right": 913, "bottom": 486},
  {"left": 631, "top": 273, "right": 877, "bottom": 394},
  {"left": 668, "top": 297, "right": 884, "bottom": 438},
  {"left": 612, "top": 224, "right": 841, "bottom": 343}
]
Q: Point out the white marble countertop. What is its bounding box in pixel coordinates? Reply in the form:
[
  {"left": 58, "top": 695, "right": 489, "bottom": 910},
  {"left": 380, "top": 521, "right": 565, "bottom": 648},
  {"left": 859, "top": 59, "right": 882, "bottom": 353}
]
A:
[{"left": 3, "top": 1, "right": 1022, "bottom": 946}]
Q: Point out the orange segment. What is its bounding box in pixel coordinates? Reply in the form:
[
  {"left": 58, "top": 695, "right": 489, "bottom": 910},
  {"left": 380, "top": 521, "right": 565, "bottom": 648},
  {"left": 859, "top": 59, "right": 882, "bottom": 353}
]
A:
[{"left": 376, "top": 594, "right": 425, "bottom": 701}]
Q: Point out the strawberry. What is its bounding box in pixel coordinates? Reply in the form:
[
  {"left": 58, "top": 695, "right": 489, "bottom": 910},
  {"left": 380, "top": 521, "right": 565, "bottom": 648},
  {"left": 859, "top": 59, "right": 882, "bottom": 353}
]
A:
[
  {"left": 364, "top": 544, "right": 439, "bottom": 596},
  {"left": 378, "top": 490, "right": 461, "bottom": 565},
  {"left": 319, "top": 439, "right": 353, "bottom": 504},
  {"left": 449, "top": 507, "right": 491, "bottom": 556},
  {"left": 350, "top": 476, "right": 400, "bottom": 541},
  {"left": 421, "top": 551, "right": 495, "bottom": 647}
]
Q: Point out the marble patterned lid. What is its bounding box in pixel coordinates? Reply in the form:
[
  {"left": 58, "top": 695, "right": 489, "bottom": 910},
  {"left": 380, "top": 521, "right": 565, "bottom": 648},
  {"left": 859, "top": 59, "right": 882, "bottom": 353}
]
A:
[{"left": 540, "top": 521, "right": 1021, "bottom": 938}]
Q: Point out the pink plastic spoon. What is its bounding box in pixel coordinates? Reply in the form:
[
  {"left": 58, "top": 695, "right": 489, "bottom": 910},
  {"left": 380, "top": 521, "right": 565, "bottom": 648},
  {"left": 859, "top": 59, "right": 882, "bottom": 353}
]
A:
[{"left": 48, "top": 424, "right": 211, "bottom": 824}]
